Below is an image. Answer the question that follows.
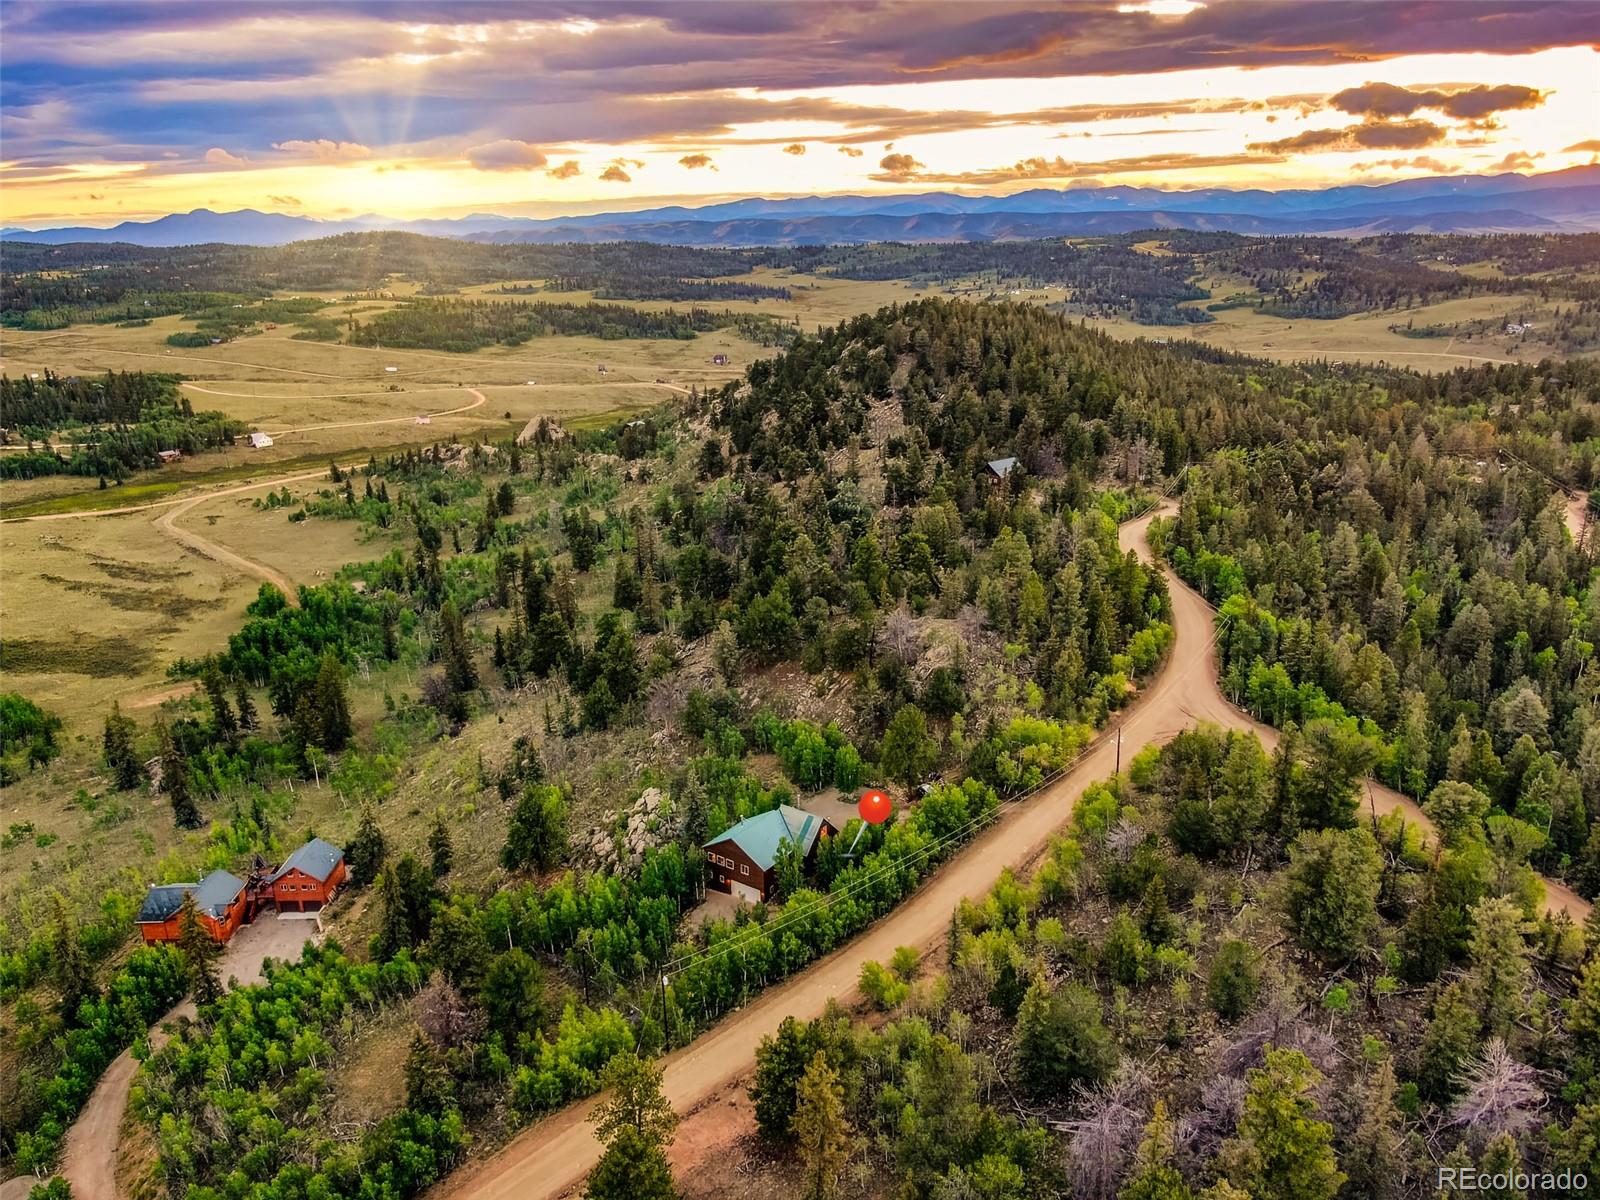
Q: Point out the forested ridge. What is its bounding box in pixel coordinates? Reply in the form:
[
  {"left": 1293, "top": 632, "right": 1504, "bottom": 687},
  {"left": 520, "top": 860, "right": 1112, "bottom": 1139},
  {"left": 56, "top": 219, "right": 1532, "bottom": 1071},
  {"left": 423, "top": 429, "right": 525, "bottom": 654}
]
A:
[{"left": 7, "top": 294, "right": 1600, "bottom": 1199}]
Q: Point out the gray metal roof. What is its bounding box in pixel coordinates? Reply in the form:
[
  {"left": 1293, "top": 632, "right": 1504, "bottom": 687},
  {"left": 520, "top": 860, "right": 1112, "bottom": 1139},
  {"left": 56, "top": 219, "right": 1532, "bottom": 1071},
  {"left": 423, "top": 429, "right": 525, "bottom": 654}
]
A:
[
  {"left": 137, "top": 869, "right": 245, "bottom": 923},
  {"left": 987, "top": 456, "right": 1018, "bottom": 477},
  {"left": 270, "top": 837, "right": 344, "bottom": 883},
  {"left": 705, "top": 804, "right": 830, "bottom": 871}
]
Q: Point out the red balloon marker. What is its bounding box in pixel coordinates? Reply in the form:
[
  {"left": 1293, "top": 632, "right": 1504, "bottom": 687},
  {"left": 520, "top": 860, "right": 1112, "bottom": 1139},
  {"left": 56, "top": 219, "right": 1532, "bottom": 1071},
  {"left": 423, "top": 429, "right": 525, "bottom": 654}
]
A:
[{"left": 858, "top": 788, "right": 893, "bottom": 826}]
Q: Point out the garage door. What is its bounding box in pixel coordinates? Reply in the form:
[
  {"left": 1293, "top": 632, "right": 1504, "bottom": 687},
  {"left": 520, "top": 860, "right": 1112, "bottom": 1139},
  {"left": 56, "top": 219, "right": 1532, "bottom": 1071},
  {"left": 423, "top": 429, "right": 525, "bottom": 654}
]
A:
[{"left": 731, "top": 881, "right": 762, "bottom": 904}]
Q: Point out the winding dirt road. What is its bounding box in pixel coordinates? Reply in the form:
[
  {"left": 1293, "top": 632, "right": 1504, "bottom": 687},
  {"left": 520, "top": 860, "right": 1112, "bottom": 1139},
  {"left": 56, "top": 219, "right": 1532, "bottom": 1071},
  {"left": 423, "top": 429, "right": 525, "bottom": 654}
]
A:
[{"left": 438, "top": 506, "right": 1592, "bottom": 1200}]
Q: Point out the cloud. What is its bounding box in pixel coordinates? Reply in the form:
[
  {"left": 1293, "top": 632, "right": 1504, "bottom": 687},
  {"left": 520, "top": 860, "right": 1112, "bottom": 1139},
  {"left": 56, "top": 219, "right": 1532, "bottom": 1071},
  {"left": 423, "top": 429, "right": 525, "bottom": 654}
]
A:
[
  {"left": 271, "top": 138, "right": 371, "bottom": 162},
  {"left": 203, "top": 146, "right": 246, "bottom": 167},
  {"left": 783, "top": 143, "right": 807, "bottom": 156},
  {"left": 268, "top": 194, "right": 303, "bottom": 207},
  {"left": 1563, "top": 139, "right": 1600, "bottom": 153},
  {"left": 678, "top": 152, "right": 717, "bottom": 170},
  {"left": 869, "top": 150, "right": 1284, "bottom": 184},
  {"left": 1249, "top": 119, "right": 1446, "bottom": 154},
  {"left": 838, "top": 146, "right": 864, "bottom": 157},
  {"left": 546, "top": 159, "right": 581, "bottom": 179},
  {"left": 876, "top": 152, "right": 924, "bottom": 180},
  {"left": 1352, "top": 155, "right": 1455, "bottom": 173},
  {"left": 1329, "top": 82, "right": 1545, "bottom": 121},
  {"left": 599, "top": 164, "right": 631, "bottom": 182},
  {"left": 466, "top": 139, "right": 548, "bottom": 171},
  {"left": 1491, "top": 150, "right": 1544, "bottom": 171}
]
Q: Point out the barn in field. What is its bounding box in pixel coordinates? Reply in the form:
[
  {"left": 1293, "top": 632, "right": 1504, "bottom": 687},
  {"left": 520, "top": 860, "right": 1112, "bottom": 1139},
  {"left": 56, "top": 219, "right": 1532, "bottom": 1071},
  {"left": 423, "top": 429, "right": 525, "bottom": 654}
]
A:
[
  {"left": 703, "top": 804, "right": 835, "bottom": 903},
  {"left": 269, "top": 837, "right": 347, "bottom": 911},
  {"left": 137, "top": 870, "right": 251, "bottom": 944}
]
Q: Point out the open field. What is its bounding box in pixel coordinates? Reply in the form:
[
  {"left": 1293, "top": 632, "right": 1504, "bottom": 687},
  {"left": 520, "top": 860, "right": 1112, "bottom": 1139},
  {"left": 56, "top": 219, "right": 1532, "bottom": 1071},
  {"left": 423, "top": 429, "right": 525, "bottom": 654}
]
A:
[{"left": 1084, "top": 289, "right": 1571, "bottom": 365}]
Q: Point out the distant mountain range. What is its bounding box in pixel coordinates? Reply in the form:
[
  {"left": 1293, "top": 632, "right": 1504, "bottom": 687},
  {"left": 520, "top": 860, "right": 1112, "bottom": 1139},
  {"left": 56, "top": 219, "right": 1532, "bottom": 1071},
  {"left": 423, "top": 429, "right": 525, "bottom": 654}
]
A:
[{"left": 5, "top": 166, "right": 1598, "bottom": 248}]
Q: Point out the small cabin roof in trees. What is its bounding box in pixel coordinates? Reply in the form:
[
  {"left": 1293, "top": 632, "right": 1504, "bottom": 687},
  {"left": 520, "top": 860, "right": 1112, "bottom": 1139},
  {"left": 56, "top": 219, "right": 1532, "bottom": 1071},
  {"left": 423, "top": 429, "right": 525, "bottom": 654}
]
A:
[
  {"left": 138, "top": 869, "right": 246, "bottom": 923},
  {"left": 705, "top": 804, "right": 832, "bottom": 870},
  {"left": 985, "top": 457, "right": 1018, "bottom": 480},
  {"left": 269, "top": 837, "right": 344, "bottom": 884}
]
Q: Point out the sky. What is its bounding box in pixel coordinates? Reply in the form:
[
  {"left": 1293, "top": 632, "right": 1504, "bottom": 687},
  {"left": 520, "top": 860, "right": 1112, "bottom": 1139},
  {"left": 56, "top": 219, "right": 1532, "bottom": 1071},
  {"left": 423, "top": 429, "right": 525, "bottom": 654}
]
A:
[{"left": 3, "top": 0, "right": 1599, "bottom": 227}]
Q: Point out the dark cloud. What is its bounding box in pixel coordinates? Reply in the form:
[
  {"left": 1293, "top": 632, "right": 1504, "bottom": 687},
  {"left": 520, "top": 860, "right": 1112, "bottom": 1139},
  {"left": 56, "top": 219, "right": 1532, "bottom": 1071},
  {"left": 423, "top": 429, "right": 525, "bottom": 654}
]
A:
[
  {"left": 599, "top": 164, "right": 631, "bottom": 182},
  {"left": 1249, "top": 119, "right": 1445, "bottom": 154},
  {"left": 678, "top": 152, "right": 716, "bottom": 170},
  {"left": 783, "top": 143, "right": 807, "bottom": 155},
  {"left": 1563, "top": 139, "right": 1600, "bottom": 153},
  {"left": 546, "top": 159, "right": 581, "bottom": 179},
  {"left": 1329, "top": 81, "right": 1545, "bottom": 120},
  {"left": 1352, "top": 155, "right": 1455, "bottom": 173},
  {"left": 466, "top": 139, "right": 548, "bottom": 171},
  {"left": 268, "top": 193, "right": 302, "bottom": 206},
  {"left": 838, "top": 146, "right": 864, "bottom": 157}
]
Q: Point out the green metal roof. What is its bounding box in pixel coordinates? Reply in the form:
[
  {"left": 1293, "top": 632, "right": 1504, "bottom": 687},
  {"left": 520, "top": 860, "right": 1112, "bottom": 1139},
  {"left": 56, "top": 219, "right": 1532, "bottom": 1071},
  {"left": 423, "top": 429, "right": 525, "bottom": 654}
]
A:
[{"left": 705, "top": 804, "right": 827, "bottom": 871}]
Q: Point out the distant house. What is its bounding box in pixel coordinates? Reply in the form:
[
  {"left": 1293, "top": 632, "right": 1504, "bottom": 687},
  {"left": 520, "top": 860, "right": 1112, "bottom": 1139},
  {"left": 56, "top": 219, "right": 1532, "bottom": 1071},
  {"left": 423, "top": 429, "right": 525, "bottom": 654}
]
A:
[
  {"left": 137, "top": 870, "right": 249, "bottom": 944},
  {"left": 157, "top": 449, "right": 183, "bottom": 464},
  {"left": 711, "top": 353, "right": 730, "bottom": 366},
  {"left": 269, "top": 837, "right": 347, "bottom": 912},
  {"left": 985, "top": 456, "right": 1018, "bottom": 482},
  {"left": 384, "top": 365, "right": 399, "bottom": 373},
  {"left": 247, "top": 431, "right": 273, "bottom": 449},
  {"left": 703, "top": 804, "right": 836, "bottom": 903},
  {"left": 415, "top": 415, "right": 431, "bottom": 425}
]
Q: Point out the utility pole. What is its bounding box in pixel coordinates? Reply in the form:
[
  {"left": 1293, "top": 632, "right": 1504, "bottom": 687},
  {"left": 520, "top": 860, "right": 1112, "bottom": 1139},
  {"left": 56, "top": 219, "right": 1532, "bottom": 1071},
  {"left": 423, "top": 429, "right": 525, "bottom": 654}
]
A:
[
  {"left": 660, "top": 974, "right": 671, "bottom": 1051},
  {"left": 1115, "top": 725, "right": 1123, "bottom": 777}
]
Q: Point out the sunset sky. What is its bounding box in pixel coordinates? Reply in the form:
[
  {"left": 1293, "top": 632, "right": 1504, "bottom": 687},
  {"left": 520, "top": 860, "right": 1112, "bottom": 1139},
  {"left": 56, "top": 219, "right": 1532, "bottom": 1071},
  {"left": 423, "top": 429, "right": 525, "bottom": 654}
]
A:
[{"left": 3, "top": 0, "right": 1599, "bottom": 227}]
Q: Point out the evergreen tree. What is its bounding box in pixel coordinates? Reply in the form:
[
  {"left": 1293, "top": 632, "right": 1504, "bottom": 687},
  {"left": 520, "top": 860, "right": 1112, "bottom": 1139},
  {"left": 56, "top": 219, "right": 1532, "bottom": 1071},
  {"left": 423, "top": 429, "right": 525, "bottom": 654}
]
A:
[
  {"left": 880, "top": 703, "right": 938, "bottom": 794},
  {"left": 482, "top": 947, "right": 545, "bottom": 1034},
  {"left": 429, "top": 808, "right": 454, "bottom": 877},
  {"left": 584, "top": 1125, "right": 677, "bottom": 1200},
  {"left": 312, "top": 652, "right": 353, "bottom": 751},
  {"left": 102, "top": 701, "right": 143, "bottom": 790},
  {"left": 202, "top": 665, "right": 237, "bottom": 743},
  {"left": 503, "top": 783, "right": 568, "bottom": 872},
  {"left": 403, "top": 1029, "right": 455, "bottom": 1116},
  {"left": 439, "top": 600, "right": 479, "bottom": 697},
  {"left": 1464, "top": 897, "right": 1532, "bottom": 1037},
  {"left": 1207, "top": 939, "right": 1262, "bottom": 1021},
  {"left": 50, "top": 894, "right": 95, "bottom": 1022},
  {"left": 592, "top": 1050, "right": 678, "bottom": 1149},
  {"left": 346, "top": 806, "right": 388, "bottom": 887},
  {"left": 792, "top": 1051, "right": 853, "bottom": 1200},
  {"left": 1012, "top": 978, "right": 1115, "bottom": 1097},
  {"left": 160, "top": 724, "right": 201, "bottom": 829},
  {"left": 176, "top": 892, "right": 223, "bottom": 1006},
  {"left": 751, "top": 1015, "right": 819, "bottom": 1142},
  {"left": 1341, "top": 1058, "right": 1406, "bottom": 1200},
  {"left": 1220, "top": 1048, "right": 1344, "bottom": 1200},
  {"left": 1119, "top": 1100, "right": 1194, "bottom": 1200},
  {"left": 373, "top": 865, "right": 410, "bottom": 960},
  {"left": 233, "top": 681, "right": 259, "bottom": 732},
  {"left": 1284, "top": 826, "right": 1381, "bottom": 960}
]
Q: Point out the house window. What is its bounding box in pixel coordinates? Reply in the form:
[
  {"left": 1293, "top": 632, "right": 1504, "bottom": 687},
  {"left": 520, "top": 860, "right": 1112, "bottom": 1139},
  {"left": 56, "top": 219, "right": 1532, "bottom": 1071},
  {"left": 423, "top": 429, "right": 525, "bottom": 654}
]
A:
[{"left": 740, "top": 864, "right": 749, "bottom": 875}]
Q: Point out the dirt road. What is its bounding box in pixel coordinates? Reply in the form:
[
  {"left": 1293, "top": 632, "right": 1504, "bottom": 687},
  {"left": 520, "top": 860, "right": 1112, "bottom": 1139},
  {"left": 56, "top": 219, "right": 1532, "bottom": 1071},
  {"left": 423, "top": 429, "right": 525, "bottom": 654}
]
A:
[
  {"left": 439, "top": 503, "right": 1591, "bottom": 1200},
  {"left": 54, "top": 918, "right": 323, "bottom": 1200},
  {"left": 153, "top": 488, "right": 301, "bottom": 602}
]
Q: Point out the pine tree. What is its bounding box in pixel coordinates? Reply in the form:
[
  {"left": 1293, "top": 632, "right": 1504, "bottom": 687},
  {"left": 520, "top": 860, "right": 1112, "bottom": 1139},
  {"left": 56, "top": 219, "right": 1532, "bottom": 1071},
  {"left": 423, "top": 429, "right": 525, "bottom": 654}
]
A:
[
  {"left": 592, "top": 1050, "right": 678, "bottom": 1150},
  {"left": 202, "top": 666, "right": 237, "bottom": 743},
  {"left": 102, "top": 701, "right": 143, "bottom": 790},
  {"left": 233, "top": 681, "right": 259, "bottom": 732},
  {"left": 1220, "top": 1048, "right": 1343, "bottom": 1200},
  {"left": 584, "top": 1125, "right": 677, "bottom": 1200},
  {"left": 373, "top": 865, "right": 410, "bottom": 960},
  {"left": 313, "top": 652, "right": 353, "bottom": 751},
  {"left": 346, "top": 807, "right": 388, "bottom": 887},
  {"left": 1465, "top": 896, "right": 1532, "bottom": 1037},
  {"left": 160, "top": 724, "right": 201, "bottom": 829},
  {"left": 177, "top": 891, "right": 222, "bottom": 1006},
  {"left": 1119, "top": 1100, "right": 1194, "bottom": 1200},
  {"left": 503, "top": 783, "right": 567, "bottom": 872},
  {"left": 1342, "top": 1058, "right": 1406, "bottom": 1200},
  {"left": 792, "top": 1051, "right": 853, "bottom": 1200},
  {"left": 50, "top": 894, "right": 95, "bottom": 1022},
  {"left": 429, "top": 808, "right": 454, "bottom": 877},
  {"left": 440, "top": 600, "right": 479, "bottom": 697}
]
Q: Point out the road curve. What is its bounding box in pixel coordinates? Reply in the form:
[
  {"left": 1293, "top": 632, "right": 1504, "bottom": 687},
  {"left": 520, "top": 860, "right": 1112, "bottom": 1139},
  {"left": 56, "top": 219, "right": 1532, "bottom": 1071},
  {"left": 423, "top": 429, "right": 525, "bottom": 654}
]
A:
[
  {"left": 437, "top": 502, "right": 1590, "bottom": 1200},
  {"left": 153, "top": 489, "right": 301, "bottom": 605}
]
